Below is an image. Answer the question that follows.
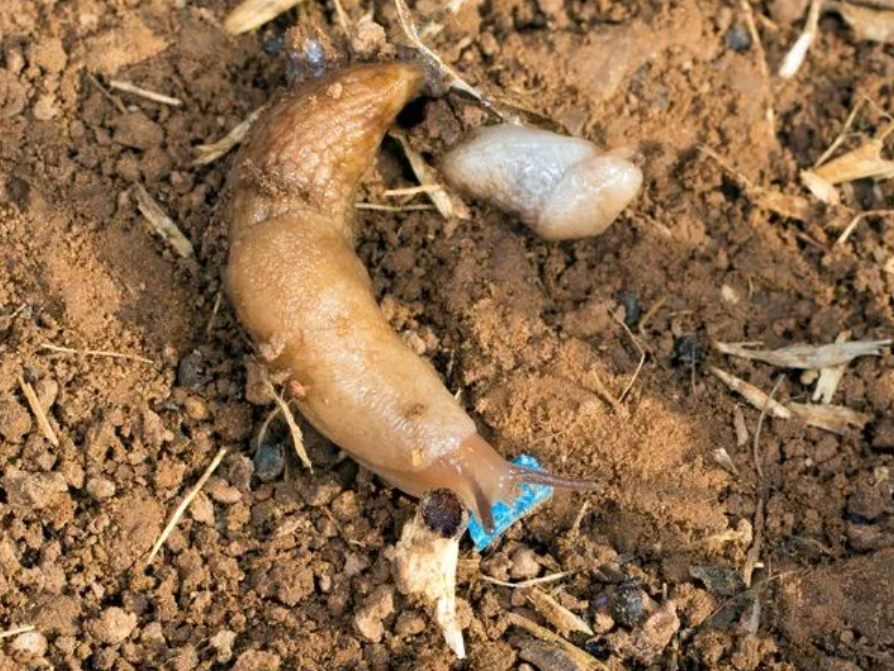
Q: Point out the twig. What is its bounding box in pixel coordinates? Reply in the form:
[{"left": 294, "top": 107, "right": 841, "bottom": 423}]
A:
[
  {"left": 507, "top": 613, "right": 608, "bottom": 671},
  {"left": 192, "top": 107, "right": 264, "bottom": 166},
  {"left": 40, "top": 342, "right": 154, "bottom": 364},
  {"left": 205, "top": 290, "right": 223, "bottom": 336},
  {"left": 133, "top": 184, "right": 195, "bottom": 258},
  {"left": 392, "top": 0, "right": 506, "bottom": 120},
  {"left": 743, "top": 375, "right": 782, "bottom": 587},
  {"left": 610, "top": 310, "right": 647, "bottom": 404},
  {"left": 815, "top": 98, "right": 867, "bottom": 168},
  {"left": 383, "top": 184, "right": 445, "bottom": 197},
  {"left": 638, "top": 296, "right": 666, "bottom": 336},
  {"left": 0, "top": 625, "right": 35, "bottom": 640},
  {"left": 108, "top": 80, "right": 183, "bottom": 107},
  {"left": 86, "top": 72, "right": 126, "bottom": 114},
  {"left": 835, "top": 209, "right": 894, "bottom": 245},
  {"left": 389, "top": 130, "right": 465, "bottom": 221},
  {"left": 331, "top": 0, "right": 351, "bottom": 37},
  {"left": 17, "top": 375, "right": 59, "bottom": 447},
  {"left": 264, "top": 380, "right": 311, "bottom": 471},
  {"left": 354, "top": 202, "right": 437, "bottom": 212},
  {"left": 480, "top": 569, "right": 579, "bottom": 589},
  {"left": 146, "top": 447, "right": 227, "bottom": 567},
  {"left": 710, "top": 366, "right": 792, "bottom": 419},
  {"left": 739, "top": 0, "right": 774, "bottom": 138}
]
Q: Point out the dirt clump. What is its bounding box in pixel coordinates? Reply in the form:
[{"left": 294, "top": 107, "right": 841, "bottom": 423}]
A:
[{"left": 1, "top": 0, "right": 893, "bottom": 668}]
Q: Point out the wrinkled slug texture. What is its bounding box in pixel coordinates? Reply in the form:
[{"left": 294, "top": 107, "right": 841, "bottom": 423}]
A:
[
  {"left": 226, "top": 63, "right": 597, "bottom": 530},
  {"left": 440, "top": 124, "right": 643, "bottom": 240}
]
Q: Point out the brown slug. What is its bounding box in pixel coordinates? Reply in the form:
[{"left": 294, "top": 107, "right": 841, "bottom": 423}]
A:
[{"left": 225, "top": 62, "right": 597, "bottom": 531}]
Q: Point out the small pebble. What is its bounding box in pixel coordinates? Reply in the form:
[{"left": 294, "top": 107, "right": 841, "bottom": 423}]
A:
[
  {"left": 612, "top": 584, "right": 651, "bottom": 628},
  {"left": 177, "top": 351, "right": 208, "bottom": 389},
  {"left": 672, "top": 335, "right": 705, "bottom": 367},
  {"left": 189, "top": 492, "right": 215, "bottom": 525},
  {"left": 86, "top": 477, "right": 117, "bottom": 501},
  {"left": 208, "top": 478, "right": 242, "bottom": 504},
  {"left": 725, "top": 25, "right": 752, "bottom": 52},
  {"left": 2, "top": 468, "right": 68, "bottom": 509},
  {"left": 584, "top": 637, "right": 612, "bottom": 660},
  {"left": 209, "top": 629, "right": 237, "bottom": 663},
  {"left": 254, "top": 441, "right": 285, "bottom": 482},
  {"left": 618, "top": 291, "right": 642, "bottom": 328},
  {"left": 354, "top": 585, "right": 395, "bottom": 643},
  {"left": 12, "top": 631, "right": 48, "bottom": 657},
  {"left": 232, "top": 650, "right": 281, "bottom": 671},
  {"left": 509, "top": 546, "right": 541, "bottom": 580},
  {"left": 92, "top": 607, "right": 137, "bottom": 645},
  {"left": 0, "top": 398, "right": 32, "bottom": 443},
  {"left": 394, "top": 611, "right": 426, "bottom": 637},
  {"left": 184, "top": 396, "right": 209, "bottom": 421}
]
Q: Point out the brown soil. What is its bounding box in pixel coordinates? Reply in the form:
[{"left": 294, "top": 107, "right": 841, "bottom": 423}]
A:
[{"left": 1, "top": 0, "right": 893, "bottom": 669}]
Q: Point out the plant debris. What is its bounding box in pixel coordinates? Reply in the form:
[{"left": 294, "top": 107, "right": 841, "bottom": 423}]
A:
[
  {"left": 224, "top": 0, "right": 307, "bottom": 35},
  {"left": 133, "top": 184, "right": 195, "bottom": 257},
  {"left": 788, "top": 402, "right": 873, "bottom": 434},
  {"left": 192, "top": 107, "right": 265, "bottom": 165},
  {"left": 389, "top": 490, "right": 468, "bottom": 658},
  {"left": 709, "top": 367, "right": 793, "bottom": 419},
  {"left": 528, "top": 588, "right": 594, "bottom": 639},
  {"left": 714, "top": 339, "right": 892, "bottom": 369}
]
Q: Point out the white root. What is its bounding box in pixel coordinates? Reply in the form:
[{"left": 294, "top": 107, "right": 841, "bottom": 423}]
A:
[{"left": 778, "top": 0, "right": 822, "bottom": 79}]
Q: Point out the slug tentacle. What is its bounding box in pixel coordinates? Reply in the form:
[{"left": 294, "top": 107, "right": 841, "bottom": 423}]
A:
[
  {"left": 440, "top": 123, "right": 643, "bottom": 240},
  {"left": 226, "top": 63, "right": 599, "bottom": 530}
]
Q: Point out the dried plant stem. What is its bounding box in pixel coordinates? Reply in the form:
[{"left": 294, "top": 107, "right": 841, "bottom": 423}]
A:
[
  {"left": 146, "top": 447, "right": 228, "bottom": 567},
  {"left": 264, "top": 380, "right": 311, "bottom": 471},
  {"left": 611, "top": 310, "right": 647, "bottom": 404},
  {"left": 835, "top": 209, "right": 894, "bottom": 245},
  {"left": 192, "top": 107, "right": 264, "bottom": 166},
  {"left": 355, "top": 202, "right": 437, "bottom": 212},
  {"left": 743, "top": 376, "right": 781, "bottom": 587},
  {"left": 508, "top": 613, "right": 609, "bottom": 671},
  {"left": 383, "top": 184, "right": 445, "bottom": 197},
  {"left": 0, "top": 625, "right": 35, "bottom": 640},
  {"left": 17, "top": 375, "right": 59, "bottom": 447},
  {"left": 109, "top": 79, "right": 182, "bottom": 106},
  {"left": 480, "top": 569, "right": 578, "bottom": 589},
  {"left": 134, "top": 184, "right": 194, "bottom": 258},
  {"left": 86, "top": 72, "right": 126, "bottom": 113},
  {"left": 40, "top": 342, "right": 154, "bottom": 364}
]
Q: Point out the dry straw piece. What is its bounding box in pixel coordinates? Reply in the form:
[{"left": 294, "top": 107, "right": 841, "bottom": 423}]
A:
[
  {"left": 146, "top": 447, "right": 228, "bottom": 567},
  {"left": 713, "top": 339, "right": 892, "bottom": 369},
  {"left": 826, "top": 0, "right": 894, "bottom": 43},
  {"left": 224, "top": 0, "right": 307, "bottom": 35},
  {"left": 192, "top": 107, "right": 265, "bottom": 166},
  {"left": 17, "top": 374, "right": 59, "bottom": 447},
  {"left": 709, "top": 367, "right": 793, "bottom": 419},
  {"left": 788, "top": 403, "right": 872, "bottom": 434},
  {"left": 508, "top": 613, "right": 609, "bottom": 671},
  {"left": 108, "top": 79, "right": 182, "bottom": 106},
  {"left": 527, "top": 588, "right": 594, "bottom": 639},
  {"left": 133, "top": 184, "right": 194, "bottom": 258}
]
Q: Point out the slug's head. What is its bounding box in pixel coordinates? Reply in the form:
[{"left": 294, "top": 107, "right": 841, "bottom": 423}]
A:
[{"left": 411, "top": 434, "right": 601, "bottom": 533}]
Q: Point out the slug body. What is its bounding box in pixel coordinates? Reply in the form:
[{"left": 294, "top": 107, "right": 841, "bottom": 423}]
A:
[
  {"left": 226, "top": 63, "right": 595, "bottom": 531},
  {"left": 440, "top": 124, "right": 642, "bottom": 240}
]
